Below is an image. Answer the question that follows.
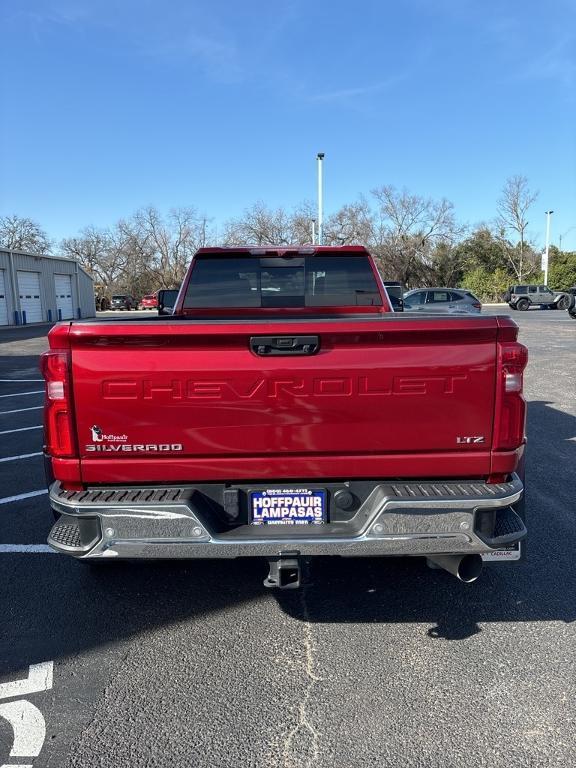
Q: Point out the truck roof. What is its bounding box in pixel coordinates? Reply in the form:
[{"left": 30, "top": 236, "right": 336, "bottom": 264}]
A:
[{"left": 194, "top": 245, "right": 370, "bottom": 257}]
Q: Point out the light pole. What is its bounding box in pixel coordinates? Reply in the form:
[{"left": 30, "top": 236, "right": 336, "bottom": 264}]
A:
[
  {"left": 543, "top": 210, "right": 554, "bottom": 285},
  {"left": 317, "top": 153, "right": 324, "bottom": 245}
]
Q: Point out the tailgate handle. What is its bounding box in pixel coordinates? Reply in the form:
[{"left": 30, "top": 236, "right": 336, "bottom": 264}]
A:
[{"left": 250, "top": 336, "right": 320, "bottom": 356}]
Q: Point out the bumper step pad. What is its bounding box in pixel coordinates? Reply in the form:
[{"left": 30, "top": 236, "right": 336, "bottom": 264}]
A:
[
  {"left": 50, "top": 521, "right": 82, "bottom": 549},
  {"left": 48, "top": 514, "right": 101, "bottom": 554}
]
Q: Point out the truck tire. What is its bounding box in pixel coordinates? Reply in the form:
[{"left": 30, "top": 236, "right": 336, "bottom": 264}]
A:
[
  {"left": 516, "top": 298, "right": 529, "bottom": 311},
  {"left": 556, "top": 295, "right": 570, "bottom": 311}
]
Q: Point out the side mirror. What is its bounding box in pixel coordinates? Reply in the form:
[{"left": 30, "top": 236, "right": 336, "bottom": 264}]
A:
[{"left": 157, "top": 289, "right": 179, "bottom": 315}]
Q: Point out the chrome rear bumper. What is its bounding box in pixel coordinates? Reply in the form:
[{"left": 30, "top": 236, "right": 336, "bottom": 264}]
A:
[{"left": 47, "top": 475, "right": 525, "bottom": 560}]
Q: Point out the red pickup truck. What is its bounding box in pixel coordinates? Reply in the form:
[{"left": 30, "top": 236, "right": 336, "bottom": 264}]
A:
[{"left": 41, "top": 246, "right": 527, "bottom": 587}]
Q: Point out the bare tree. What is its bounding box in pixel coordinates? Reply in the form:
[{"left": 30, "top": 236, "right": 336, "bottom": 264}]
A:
[
  {"left": 0, "top": 215, "right": 52, "bottom": 254},
  {"left": 128, "top": 206, "right": 211, "bottom": 289},
  {"left": 288, "top": 201, "right": 318, "bottom": 244},
  {"left": 495, "top": 175, "right": 539, "bottom": 281},
  {"left": 222, "top": 202, "right": 295, "bottom": 246},
  {"left": 60, "top": 226, "right": 128, "bottom": 288},
  {"left": 369, "top": 186, "right": 462, "bottom": 285},
  {"left": 323, "top": 200, "right": 373, "bottom": 246},
  {"left": 61, "top": 207, "right": 211, "bottom": 297}
]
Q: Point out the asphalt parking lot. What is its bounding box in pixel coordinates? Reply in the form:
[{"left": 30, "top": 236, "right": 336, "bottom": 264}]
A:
[{"left": 1, "top": 307, "right": 575, "bottom": 768}]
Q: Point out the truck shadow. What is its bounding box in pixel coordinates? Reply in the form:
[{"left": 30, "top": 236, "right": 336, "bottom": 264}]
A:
[
  {"left": 1, "top": 402, "right": 575, "bottom": 681},
  {"left": 276, "top": 399, "right": 576, "bottom": 638}
]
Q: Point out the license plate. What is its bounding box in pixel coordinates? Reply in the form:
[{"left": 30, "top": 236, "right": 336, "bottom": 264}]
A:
[{"left": 250, "top": 489, "right": 327, "bottom": 526}]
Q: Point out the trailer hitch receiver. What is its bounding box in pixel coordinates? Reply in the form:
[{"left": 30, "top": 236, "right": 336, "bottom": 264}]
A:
[{"left": 264, "top": 556, "right": 302, "bottom": 589}]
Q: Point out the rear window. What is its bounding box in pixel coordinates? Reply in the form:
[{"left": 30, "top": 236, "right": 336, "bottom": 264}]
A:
[
  {"left": 183, "top": 254, "right": 382, "bottom": 308},
  {"left": 112, "top": 295, "right": 126, "bottom": 300}
]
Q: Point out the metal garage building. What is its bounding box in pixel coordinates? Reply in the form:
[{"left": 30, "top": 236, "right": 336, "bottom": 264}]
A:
[{"left": 0, "top": 249, "right": 95, "bottom": 326}]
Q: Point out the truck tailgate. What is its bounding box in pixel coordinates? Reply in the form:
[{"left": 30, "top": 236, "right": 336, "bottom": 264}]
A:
[{"left": 69, "top": 316, "right": 498, "bottom": 482}]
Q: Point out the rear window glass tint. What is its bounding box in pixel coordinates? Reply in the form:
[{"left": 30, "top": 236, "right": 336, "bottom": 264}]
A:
[{"left": 183, "top": 255, "right": 382, "bottom": 308}]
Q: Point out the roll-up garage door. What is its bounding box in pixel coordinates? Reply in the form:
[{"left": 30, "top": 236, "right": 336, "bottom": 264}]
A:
[
  {"left": 54, "top": 274, "right": 74, "bottom": 319},
  {"left": 0, "top": 270, "right": 8, "bottom": 325},
  {"left": 17, "top": 271, "right": 43, "bottom": 323}
]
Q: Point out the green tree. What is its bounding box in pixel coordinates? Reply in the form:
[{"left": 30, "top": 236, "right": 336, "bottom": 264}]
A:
[
  {"left": 453, "top": 228, "right": 507, "bottom": 272},
  {"left": 547, "top": 248, "right": 576, "bottom": 289},
  {"left": 461, "top": 267, "right": 512, "bottom": 303},
  {"left": 428, "top": 241, "right": 466, "bottom": 286}
]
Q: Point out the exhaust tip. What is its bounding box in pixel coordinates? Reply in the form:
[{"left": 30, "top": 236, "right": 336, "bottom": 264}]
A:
[
  {"left": 456, "top": 554, "right": 483, "bottom": 583},
  {"left": 426, "top": 553, "right": 483, "bottom": 583}
]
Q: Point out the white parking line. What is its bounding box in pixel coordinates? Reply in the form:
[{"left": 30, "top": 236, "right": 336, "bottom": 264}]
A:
[
  {"left": 0, "top": 391, "right": 44, "bottom": 399},
  {"left": 0, "top": 490, "right": 48, "bottom": 505},
  {"left": 0, "top": 763, "right": 33, "bottom": 767},
  {"left": 0, "top": 453, "right": 43, "bottom": 464},
  {"left": 1, "top": 764, "right": 33, "bottom": 767},
  {"left": 0, "top": 661, "right": 54, "bottom": 699},
  {"left": 0, "top": 406, "right": 43, "bottom": 415},
  {"left": 0, "top": 545, "right": 54, "bottom": 553},
  {"left": 0, "top": 544, "right": 54, "bottom": 553},
  {"left": 0, "top": 426, "right": 42, "bottom": 436},
  {"left": 0, "top": 379, "right": 43, "bottom": 383}
]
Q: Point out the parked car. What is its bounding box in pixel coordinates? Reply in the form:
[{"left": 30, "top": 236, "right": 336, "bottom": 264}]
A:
[
  {"left": 110, "top": 294, "right": 136, "bottom": 311},
  {"left": 504, "top": 285, "right": 571, "bottom": 311},
  {"left": 403, "top": 288, "right": 482, "bottom": 314},
  {"left": 42, "top": 246, "right": 527, "bottom": 588},
  {"left": 139, "top": 294, "right": 158, "bottom": 310}
]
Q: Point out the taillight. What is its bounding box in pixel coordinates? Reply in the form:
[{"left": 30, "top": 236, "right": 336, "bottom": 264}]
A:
[
  {"left": 494, "top": 341, "right": 528, "bottom": 450},
  {"left": 473, "top": 302, "right": 482, "bottom": 310},
  {"left": 40, "top": 350, "right": 77, "bottom": 458}
]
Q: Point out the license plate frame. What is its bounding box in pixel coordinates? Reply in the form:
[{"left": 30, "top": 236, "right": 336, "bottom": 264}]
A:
[{"left": 249, "top": 489, "right": 327, "bottom": 526}]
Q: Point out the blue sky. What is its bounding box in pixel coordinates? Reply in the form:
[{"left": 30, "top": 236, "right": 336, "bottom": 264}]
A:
[{"left": 1, "top": 0, "right": 575, "bottom": 249}]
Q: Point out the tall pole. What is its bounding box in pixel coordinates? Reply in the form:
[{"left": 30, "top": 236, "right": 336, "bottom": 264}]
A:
[
  {"left": 317, "top": 153, "right": 324, "bottom": 245},
  {"left": 544, "top": 210, "right": 554, "bottom": 285}
]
